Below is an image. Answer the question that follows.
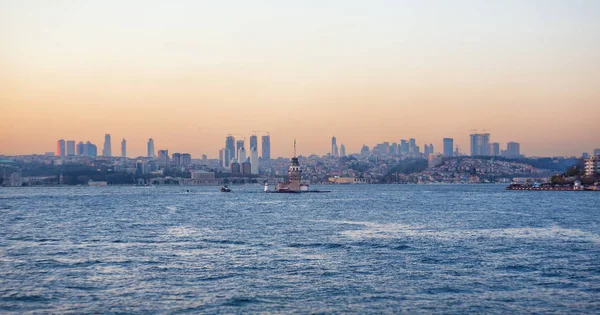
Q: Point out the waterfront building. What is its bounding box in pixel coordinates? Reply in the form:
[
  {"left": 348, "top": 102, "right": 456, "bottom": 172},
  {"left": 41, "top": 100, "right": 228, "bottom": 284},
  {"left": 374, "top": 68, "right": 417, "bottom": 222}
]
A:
[
  {"left": 261, "top": 135, "right": 271, "bottom": 159},
  {"left": 121, "top": 139, "right": 126, "bottom": 158},
  {"left": 340, "top": 144, "right": 346, "bottom": 157},
  {"left": 102, "top": 134, "right": 112, "bottom": 157},
  {"left": 56, "top": 139, "right": 66, "bottom": 157},
  {"left": 230, "top": 159, "right": 240, "bottom": 174},
  {"left": 443, "top": 138, "right": 454, "bottom": 157},
  {"left": 225, "top": 136, "right": 235, "bottom": 167},
  {"left": 181, "top": 153, "right": 191, "bottom": 167},
  {"left": 76, "top": 141, "right": 85, "bottom": 156},
  {"left": 147, "top": 138, "right": 155, "bottom": 157},
  {"left": 585, "top": 155, "right": 600, "bottom": 177},
  {"left": 241, "top": 160, "right": 252, "bottom": 175},
  {"left": 66, "top": 140, "right": 75, "bottom": 156},
  {"left": 191, "top": 171, "right": 217, "bottom": 185},
  {"left": 250, "top": 147, "right": 259, "bottom": 174}
]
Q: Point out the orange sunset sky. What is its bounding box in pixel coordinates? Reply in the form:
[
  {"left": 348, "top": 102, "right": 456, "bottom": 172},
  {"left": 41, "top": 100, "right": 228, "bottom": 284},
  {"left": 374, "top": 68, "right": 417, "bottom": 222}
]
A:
[{"left": 1, "top": 1, "right": 599, "bottom": 158}]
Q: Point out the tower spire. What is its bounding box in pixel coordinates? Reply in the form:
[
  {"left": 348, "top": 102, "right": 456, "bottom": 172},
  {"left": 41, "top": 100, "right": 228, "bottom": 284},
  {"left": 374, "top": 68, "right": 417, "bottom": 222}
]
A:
[{"left": 294, "top": 138, "right": 296, "bottom": 158}]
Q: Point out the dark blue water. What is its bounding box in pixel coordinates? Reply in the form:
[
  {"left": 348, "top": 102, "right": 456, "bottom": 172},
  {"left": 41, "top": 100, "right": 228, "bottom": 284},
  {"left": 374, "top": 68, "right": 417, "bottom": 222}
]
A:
[{"left": 1, "top": 184, "right": 599, "bottom": 313}]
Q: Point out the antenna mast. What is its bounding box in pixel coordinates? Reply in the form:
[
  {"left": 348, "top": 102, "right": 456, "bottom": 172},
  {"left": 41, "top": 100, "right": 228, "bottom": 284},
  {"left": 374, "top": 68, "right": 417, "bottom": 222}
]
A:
[{"left": 294, "top": 138, "right": 296, "bottom": 157}]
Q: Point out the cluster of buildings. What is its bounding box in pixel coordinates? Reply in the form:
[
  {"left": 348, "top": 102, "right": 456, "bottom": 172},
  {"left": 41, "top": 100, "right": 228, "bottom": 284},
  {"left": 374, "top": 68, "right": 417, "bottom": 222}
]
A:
[
  {"left": 54, "top": 134, "right": 126, "bottom": 159},
  {"left": 218, "top": 133, "right": 270, "bottom": 175},
  {"left": 469, "top": 132, "right": 521, "bottom": 158},
  {"left": 419, "top": 157, "right": 545, "bottom": 183}
]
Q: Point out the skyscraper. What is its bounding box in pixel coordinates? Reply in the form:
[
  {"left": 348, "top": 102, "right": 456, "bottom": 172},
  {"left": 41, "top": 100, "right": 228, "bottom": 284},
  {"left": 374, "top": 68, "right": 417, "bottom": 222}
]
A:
[
  {"left": 340, "top": 144, "right": 346, "bottom": 157},
  {"left": 158, "top": 150, "right": 169, "bottom": 166},
  {"left": 506, "top": 142, "right": 521, "bottom": 157},
  {"left": 121, "top": 139, "right": 127, "bottom": 158},
  {"left": 443, "top": 138, "right": 454, "bottom": 157},
  {"left": 360, "top": 145, "right": 370, "bottom": 157},
  {"left": 331, "top": 136, "right": 338, "bottom": 157},
  {"left": 56, "top": 139, "right": 65, "bottom": 157},
  {"left": 236, "top": 140, "right": 245, "bottom": 160},
  {"left": 66, "top": 140, "right": 75, "bottom": 156},
  {"left": 490, "top": 142, "right": 500, "bottom": 156},
  {"left": 250, "top": 147, "right": 259, "bottom": 174},
  {"left": 470, "top": 133, "right": 490, "bottom": 156},
  {"left": 76, "top": 141, "right": 85, "bottom": 156},
  {"left": 147, "top": 138, "right": 155, "bottom": 157},
  {"left": 84, "top": 141, "right": 97, "bottom": 157},
  {"left": 225, "top": 135, "right": 235, "bottom": 167},
  {"left": 261, "top": 135, "right": 271, "bottom": 160},
  {"left": 249, "top": 135, "right": 258, "bottom": 151},
  {"left": 238, "top": 147, "right": 247, "bottom": 164},
  {"left": 400, "top": 140, "right": 409, "bottom": 155},
  {"left": 594, "top": 148, "right": 600, "bottom": 156},
  {"left": 219, "top": 149, "right": 225, "bottom": 168},
  {"left": 181, "top": 153, "right": 191, "bottom": 167},
  {"left": 102, "top": 134, "right": 112, "bottom": 157}
]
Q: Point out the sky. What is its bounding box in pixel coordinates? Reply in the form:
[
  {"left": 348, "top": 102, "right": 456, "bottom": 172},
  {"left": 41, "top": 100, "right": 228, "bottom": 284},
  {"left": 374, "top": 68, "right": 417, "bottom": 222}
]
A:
[{"left": 1, "top": 0, "right": 599, "bottom": 158}]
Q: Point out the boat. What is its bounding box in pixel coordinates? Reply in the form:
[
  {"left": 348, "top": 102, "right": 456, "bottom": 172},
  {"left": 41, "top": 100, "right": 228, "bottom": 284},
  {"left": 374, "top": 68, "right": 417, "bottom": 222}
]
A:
[
  {"left": 133, "top": 183, "right": 155, "bottom": 188},
  {"left": 220, "top": 186, "right": 232, "bottom": 192}
]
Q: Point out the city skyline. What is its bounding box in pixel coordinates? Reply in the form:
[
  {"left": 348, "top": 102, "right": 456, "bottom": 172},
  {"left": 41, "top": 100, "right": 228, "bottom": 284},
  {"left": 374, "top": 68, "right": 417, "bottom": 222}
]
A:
[{"left": 2, "top": 1, "right": 599, "bottom": 157}]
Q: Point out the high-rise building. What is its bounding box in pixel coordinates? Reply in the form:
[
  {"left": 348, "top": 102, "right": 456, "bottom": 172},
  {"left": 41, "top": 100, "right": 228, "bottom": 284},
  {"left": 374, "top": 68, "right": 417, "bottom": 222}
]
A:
[
  {"left": 102, "top": 134, "right": 112, "bottom": 157},
  {"left": 121, "top": 139, "right": 127, "bottom": 158},
  {"left": 470, "top": 133, "right": 490, "bottom": 156},
  {"left": 506, "top": 142, "right": 520, "bottom": 157},
  {"left": 76, "top": 141, "right": 85, "bottom": 156},
  {"left": 225, "top": 136, "right": 236, "bottom": 166},
  {"left": 250, "top": 147, "right": 259, "bottom": 174},
  {"left": 424, "top": 144, "right": 430, "bottom": 156},
  {"left": 158, "top": 150, "right": 169, "bottom": 166},
  {"left": 400, "top": 140, "right": 409, "bottom": 155},
  {"left": 56, "top": 139, "right": 66, "bottom": 157},
  {"left": 490, "top": 142, "right": 500, "bottom": 156},
  {"left": 261, "top": 135, "right": 271, "bottom": 160},
  {"left": 340, "top": 144, "right": 346, "bottom": 157},
  {"left": 249, "top": 135, "right": 258, "bottom": 151},
  {"left": 585, "top": 156, "right": 600, "bottom": 176},
  {"left": 429, "top": 144, "right": 434, "bottom": 155},
  {"left": 219, "top": 149, "right": 225, "bottom": 168},
  {"left": 409, "top": 138, "right": 416, "bottom": 153},
  {"left": 594, "top": 148, "right": 600, "bottom": 156},
  {"left": 236, "top": 140, "right": 245, "bottom": 160},
  {"left": 331, "top": 136, "right": 338, "bottom": 157},
  {"left": 147, "top": 138, "right": 155, "bottom": 158},
  {"left": 84, "top": 141, "right": 97, "bottom": 157},
  {"left": 582, "top": 152, "right": 589, "bottom": 159},
  {"left": 238, "top": 147, "right": 246, "bottom": 164},
  {"left": 443, "top": 138, "right": 453, "bottom": 157},
  {"left": 230, "top": 159, "right": 240, "bottom": 174},
  {"left": 360, "top": 145, "right": 370, "bottom": 157},
  {"left": 241, "top": 160, "right": 252, "bottom": 175},
  {"left": 66, "top": 140, "right": 75, "bottom": 156},
  {"left": 172, "top": 153, "right": 181, "bottom": 165},
  {"left": 181, "top": 154, "right": 191, "bottom": 167}
]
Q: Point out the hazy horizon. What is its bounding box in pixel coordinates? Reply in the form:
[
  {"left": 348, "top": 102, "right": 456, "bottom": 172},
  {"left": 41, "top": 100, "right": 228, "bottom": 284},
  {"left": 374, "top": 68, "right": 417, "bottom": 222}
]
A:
[{"left": 2, "top": 0, "right": 599, "bottom": 158}]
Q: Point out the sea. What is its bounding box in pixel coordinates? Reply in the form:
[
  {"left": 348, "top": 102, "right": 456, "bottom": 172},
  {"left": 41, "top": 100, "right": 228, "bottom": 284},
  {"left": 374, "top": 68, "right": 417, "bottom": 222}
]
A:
[{"left": 1, "top": 184, "right": 599, "bottom": 314}]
